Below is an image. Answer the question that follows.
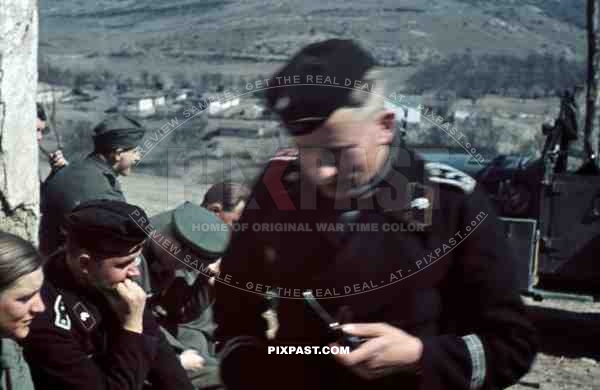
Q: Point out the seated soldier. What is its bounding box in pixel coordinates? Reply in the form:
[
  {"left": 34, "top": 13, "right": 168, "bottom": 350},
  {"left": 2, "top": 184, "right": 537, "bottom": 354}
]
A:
[
  {"left": 39, "top": 114, "right": 145, "bottom": 256},
  {"left": 201, "top": 182, "right": 251, "bottom": 226},
  {"left": 21, "top": 200, "right": 193, "bottom": 390},
  {"left": 143, "top": 202, "right": 229, "bottom": 390},
  {"left": 199, "top": 182, "right": 250, "bottom": 279}
]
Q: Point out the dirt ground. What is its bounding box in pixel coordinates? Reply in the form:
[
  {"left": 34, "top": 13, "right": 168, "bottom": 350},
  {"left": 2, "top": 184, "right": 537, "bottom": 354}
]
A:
[
  {"left": 508, "top": 297, "right": 600, "bottom": 390},
  {"left": 510, "top": 353, "right": 600, "bottom": 390}
]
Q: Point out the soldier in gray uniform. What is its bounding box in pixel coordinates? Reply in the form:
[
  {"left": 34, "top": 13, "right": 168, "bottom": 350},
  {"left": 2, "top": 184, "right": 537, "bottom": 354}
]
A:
[
  {"left": 39, "top": 114, "right": 145, "bottom": 256},
  {"left": 142, "top": 202, "right": 229, "bottom": 390}
]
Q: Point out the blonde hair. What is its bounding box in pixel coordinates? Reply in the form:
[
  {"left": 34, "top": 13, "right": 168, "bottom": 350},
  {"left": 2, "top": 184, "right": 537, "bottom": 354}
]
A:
[
  {"left": 335, "top": 68, "right": 385, "bottom": 122},
  {"left": 0, "top": 232, "right": 44, "bottom": 293}
]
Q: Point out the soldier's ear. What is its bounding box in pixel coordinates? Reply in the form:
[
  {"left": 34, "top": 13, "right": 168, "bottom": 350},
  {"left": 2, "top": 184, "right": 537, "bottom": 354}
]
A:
[
  {"left": 78, "top": 252, "right": 92, "bottom": 275},
  {"left": 232, "top": 200, "right": 246, "bottom": 214},
  {"left": 112, "top": 148, "right": 124, "bottom": 162},
  {"left": 375, "top": 110, "right": 395, "bottom": 145}
]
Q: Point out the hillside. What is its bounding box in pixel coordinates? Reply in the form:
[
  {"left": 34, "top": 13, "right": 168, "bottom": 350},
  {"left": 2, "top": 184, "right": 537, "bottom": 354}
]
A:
[
  {"left": 37, "top": 0, "right": 588, "bottom": 190},
  {"left": 39, "top": 0, "right": 585, "bottom": 92}
]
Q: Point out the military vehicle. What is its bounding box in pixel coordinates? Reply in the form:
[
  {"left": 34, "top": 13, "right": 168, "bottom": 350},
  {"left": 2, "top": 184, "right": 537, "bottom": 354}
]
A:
[{"left": 477, "top": 88, "right": 600, "bottom": 300}]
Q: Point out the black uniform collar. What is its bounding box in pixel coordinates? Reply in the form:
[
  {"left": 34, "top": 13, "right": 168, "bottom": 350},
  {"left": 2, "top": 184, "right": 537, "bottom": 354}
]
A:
[
  {"left": 306, "top": 132, "right": 435, "bottom": 234},
  {"left": 44, "top": 251, "right": 105, "bottom": 333},
  {"left": 45, "top": 250, "right": 79, "bottom": 291},
  {"left": 309, "top": 131, "right": 425, "bottom": 213}
]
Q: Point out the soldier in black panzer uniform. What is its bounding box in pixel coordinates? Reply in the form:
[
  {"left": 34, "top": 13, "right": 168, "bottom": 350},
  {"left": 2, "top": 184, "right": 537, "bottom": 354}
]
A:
[
  {"left": 215, "top": 39, "right": 538, "bottom": 390},
  {"left": 21, "top": 200, "right": 193, "bottom": 390}
]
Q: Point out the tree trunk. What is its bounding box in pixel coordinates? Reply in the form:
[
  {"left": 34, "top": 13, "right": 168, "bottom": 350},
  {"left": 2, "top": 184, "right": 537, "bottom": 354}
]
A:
[
  {"left": 0, "top": 0, "right": 40, "bottom": 242},
  {"left": 585, "top": 0, "right": 600, "bottom": 161}
]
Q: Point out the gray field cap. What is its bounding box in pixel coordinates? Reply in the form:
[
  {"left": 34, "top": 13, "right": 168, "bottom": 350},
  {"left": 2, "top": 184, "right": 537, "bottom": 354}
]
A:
[{"left": 150, "top": 202, "right": 230, "bottom": 261}]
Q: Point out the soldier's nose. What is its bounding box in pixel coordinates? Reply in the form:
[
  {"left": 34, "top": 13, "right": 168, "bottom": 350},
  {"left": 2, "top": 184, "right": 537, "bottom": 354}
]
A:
[
  {"left": 31, "top": 293, "right": 46, "bottom": 314},
  {"left": 128, "top": 265, "right": 141, "bottom": 278},
  {"left": 132, "top": 149, "right": 142, "bottom": 162},
  {"left": 317, "top": 166, "right": 338, "bottom": 181}
]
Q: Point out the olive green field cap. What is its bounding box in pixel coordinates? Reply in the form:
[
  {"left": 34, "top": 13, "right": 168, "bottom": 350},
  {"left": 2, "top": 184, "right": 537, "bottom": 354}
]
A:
[{"left": 149, "top": 202, "right": 230, "bottom": 261}]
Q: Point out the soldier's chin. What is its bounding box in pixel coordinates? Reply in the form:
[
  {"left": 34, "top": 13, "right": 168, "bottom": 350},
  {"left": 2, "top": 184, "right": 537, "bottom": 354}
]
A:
[
  {"left": 97, "top": 283, "right": 120, "bottom": 299},
  {"left": 319, "top": 178, "right": 369, "bottom": 200},
  {"left": 119, "top": 167, "right": 133, "bottom": 176},
  {"left": 13, "top": 324, "right": 31, "bottom": 340},
  {"left": 315, "top": 182, "right": 339, "bottom": 198}
]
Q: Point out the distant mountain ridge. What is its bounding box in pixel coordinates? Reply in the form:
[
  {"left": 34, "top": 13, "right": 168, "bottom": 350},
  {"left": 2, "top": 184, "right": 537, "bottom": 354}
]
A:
[
  {"left": 40, "top": 0, "right": 584, "bottom": 67},
  {"left": 456, "top": 0, "right": 586, "bottom": 29}
]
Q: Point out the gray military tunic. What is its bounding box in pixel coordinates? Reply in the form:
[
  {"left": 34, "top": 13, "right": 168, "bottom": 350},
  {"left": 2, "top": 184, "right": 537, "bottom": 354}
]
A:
[
  {"left": 137, "top": 255, "right": 222, "bottom": 390},
  {"left": 149, "top": 268, "right": 222, "bottom": 390},
  {"left": 0, "top": 338, "right": 35, "bottom": 390},
  {"left": 140, "top": 202, "right": 229, "bottom": 390},
  {"left": 39, "top": 153, "right": 125, "bottom": 255}
]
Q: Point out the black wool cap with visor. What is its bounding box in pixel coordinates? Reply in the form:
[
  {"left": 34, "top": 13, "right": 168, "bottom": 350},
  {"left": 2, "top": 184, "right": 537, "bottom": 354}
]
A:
[
  {"left": 63, "top": 199, "right": 149, "bottom": 258},
  {"left": 265, "top": 39, "right": 377, "bottom": 136}
]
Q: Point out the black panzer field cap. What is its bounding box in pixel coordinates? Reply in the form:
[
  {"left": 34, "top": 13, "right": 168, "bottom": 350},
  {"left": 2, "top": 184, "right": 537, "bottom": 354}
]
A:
[
  {"left": 93, "top": 114, "right": 146, "bottom": 151},
  {"left": 63, "top": 199, "right": 149, "bottom": 257},
  {"left": 265, "top": 39, "right": 376, "bottom": 135}
]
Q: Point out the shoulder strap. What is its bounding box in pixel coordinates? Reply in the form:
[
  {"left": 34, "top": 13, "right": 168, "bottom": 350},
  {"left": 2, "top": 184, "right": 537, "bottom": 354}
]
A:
[{"left": 425, "top": 162, "right": 476, "bottom": 194}]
